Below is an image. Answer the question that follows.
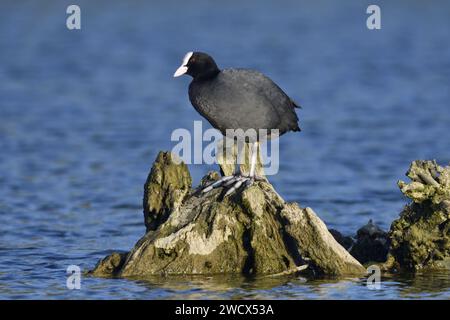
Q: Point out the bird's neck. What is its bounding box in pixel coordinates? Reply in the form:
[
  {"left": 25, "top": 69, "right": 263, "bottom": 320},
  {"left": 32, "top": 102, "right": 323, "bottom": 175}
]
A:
[{"left": 194, "top": 68, "right": 220, "bottom": 81}]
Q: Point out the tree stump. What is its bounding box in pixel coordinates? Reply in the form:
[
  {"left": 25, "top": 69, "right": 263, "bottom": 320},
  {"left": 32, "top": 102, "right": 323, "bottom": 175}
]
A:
[
  {"left": 383, "top": 160, "right": 450, "bottom": 271},
  {"left": 89, "top": 151, "right": 365, "bottom": 277}
]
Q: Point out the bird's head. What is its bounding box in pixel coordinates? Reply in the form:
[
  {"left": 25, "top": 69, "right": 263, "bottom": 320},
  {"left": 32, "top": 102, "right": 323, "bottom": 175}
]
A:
[{"left": 173, "top": 52, "right": 220, "bottom": 80}]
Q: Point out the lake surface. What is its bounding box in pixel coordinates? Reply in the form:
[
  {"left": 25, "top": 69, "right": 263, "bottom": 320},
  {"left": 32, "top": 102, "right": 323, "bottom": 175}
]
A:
[{"left": 0, "top": 0, "right": 449, "bottom": 299}]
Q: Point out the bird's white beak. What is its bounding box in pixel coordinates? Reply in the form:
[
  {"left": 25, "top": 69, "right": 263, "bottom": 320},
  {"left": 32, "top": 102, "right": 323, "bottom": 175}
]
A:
[
  {"left": 173, "top": 65, "right": 188, "bottom": 77},
  {"left": 173, "top": 51, "right": 193, "bottom": 78}
]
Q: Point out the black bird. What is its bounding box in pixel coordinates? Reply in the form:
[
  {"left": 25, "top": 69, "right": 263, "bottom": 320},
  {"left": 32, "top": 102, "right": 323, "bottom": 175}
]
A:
[{"left": 174, "top": 52, "right": 301, "bottom": 195}]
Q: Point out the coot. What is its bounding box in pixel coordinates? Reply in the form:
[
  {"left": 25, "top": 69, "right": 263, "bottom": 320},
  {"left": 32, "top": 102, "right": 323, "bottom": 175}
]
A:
[{"left": 174, "top": 51, "right": 301, "bottom": 195}]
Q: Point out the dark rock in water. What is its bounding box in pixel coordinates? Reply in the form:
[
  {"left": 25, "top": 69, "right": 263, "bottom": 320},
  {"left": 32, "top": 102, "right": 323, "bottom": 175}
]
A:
[
  {"left": 328, "top": 229, "right": 354, "bottom": 250},
  {"left": 384, "top": 160, "right": 450, "bottom": 271},
  {"left": 329, "top": 221, "right": 389, "bottom": 265},
  {"left": 349, "top": 220, "right": 389, "bottom": 264},
  {"left": 356, "top": 219, "right": 385, "bottom": 238},
  {"left": 89, "top": 151, "right": 365, "bottom": 277}
]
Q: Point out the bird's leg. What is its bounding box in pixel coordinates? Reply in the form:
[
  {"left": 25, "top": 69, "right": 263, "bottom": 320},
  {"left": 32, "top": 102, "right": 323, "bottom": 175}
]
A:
[
  {"left": 249, "top": 141, "right": 258, "bottom": 179},
  {"left": 201, "top": 174, "right": 237, "bottom": 193},
  {"left": 202, "top": 141, "right": 260, "bottom": 196},
  {"left": 201, "top": 159, "right": 242, "bottom": 193},
  {"left": 248, "top": 141, "right": 266, "bottom": 182},
  {"left": 223, "top": 141, "right": 259, "bottom": 196}
]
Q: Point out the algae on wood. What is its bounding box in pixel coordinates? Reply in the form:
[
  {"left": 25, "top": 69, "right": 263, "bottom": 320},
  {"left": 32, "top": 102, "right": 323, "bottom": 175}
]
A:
[{"left": 90, "top": 151, "right": 365, "bottom": 277}]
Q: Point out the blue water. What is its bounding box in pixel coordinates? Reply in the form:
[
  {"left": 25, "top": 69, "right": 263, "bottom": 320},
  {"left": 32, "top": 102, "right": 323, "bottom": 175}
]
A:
[{"left": 1, "top": 0, "right": 449, "bottom": 299}]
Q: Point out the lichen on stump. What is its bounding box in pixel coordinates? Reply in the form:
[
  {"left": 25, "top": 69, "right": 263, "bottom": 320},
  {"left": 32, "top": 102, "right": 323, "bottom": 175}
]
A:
[
  {"left": 90, "top": 151, "right": 365, "bottom": 277},
  {"left": 384, "top": 160, "right": 450, "bottom": 271}
]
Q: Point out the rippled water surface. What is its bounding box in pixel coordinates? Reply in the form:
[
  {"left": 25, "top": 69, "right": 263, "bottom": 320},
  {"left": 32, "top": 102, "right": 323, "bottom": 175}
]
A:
[{"left": 1, "top": 0, "right": 449, "bottom": 299}]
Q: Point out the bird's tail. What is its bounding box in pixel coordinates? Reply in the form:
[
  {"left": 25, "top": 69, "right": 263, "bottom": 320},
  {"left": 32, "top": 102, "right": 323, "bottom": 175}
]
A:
[{"left": 291, "top": 98, "right": 302, "bottom": 109}]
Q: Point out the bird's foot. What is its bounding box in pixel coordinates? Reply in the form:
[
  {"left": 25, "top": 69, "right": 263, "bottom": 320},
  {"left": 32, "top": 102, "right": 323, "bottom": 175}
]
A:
[{"left": 202, "top": 174, "right": 260, "bottom": 196}]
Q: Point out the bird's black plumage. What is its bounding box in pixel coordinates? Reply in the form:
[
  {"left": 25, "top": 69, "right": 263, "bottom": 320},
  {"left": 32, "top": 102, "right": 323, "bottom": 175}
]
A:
[
  {"left": 174, "top": 52, "right": 301, "bottom": 195},
  {"left": 175, "top": 52, "right": 301, "bottom": 138}
]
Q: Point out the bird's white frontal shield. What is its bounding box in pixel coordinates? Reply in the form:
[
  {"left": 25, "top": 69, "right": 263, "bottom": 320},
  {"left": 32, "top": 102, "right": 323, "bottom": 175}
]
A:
[{"left": 173, "top": 51, "right": 193, "bottom": 77}]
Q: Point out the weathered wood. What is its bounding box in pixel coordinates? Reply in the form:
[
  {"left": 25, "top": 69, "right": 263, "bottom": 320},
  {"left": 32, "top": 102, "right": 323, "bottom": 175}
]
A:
[
  {"left": 384, "top": 160, "right": 450, "bottom": 271},
  {"left": 90, "top": 151, "right": 365, "bottom": 277}
]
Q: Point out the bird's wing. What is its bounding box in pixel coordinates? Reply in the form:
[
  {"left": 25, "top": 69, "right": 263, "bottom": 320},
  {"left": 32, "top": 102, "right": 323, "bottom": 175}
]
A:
[
  {"left": 189, "top": 69, "right": 300, "bottom": 135},
  {"left": 226, "top": 69, "right": 301, "bottom": 132},
  {"left": 189, "top": 76, "right": 281, "bottom": 134}
]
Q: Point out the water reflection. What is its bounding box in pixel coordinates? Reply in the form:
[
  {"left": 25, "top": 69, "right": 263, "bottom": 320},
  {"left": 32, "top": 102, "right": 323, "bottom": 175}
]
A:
[
  {"left": 389, "top": 272, "right": 450, "bottom": 299},
  {"left": 108, "top": 271, "right": 450, "bottom": 299}
]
